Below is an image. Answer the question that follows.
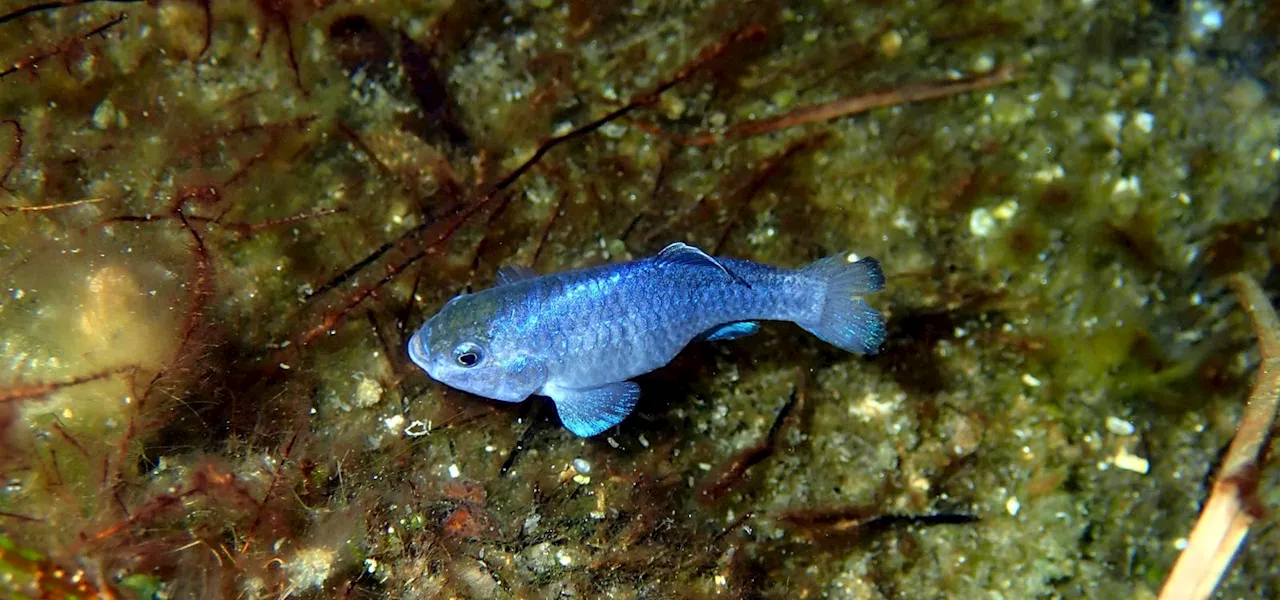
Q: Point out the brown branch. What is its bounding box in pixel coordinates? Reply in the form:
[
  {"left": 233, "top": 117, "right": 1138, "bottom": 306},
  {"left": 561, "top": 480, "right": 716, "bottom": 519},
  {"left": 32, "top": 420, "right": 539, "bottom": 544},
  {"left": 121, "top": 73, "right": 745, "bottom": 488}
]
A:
[
  {"left": 0, "top": 197, "right": 103, "bottom": 214},
  {"left": 51, "top": 420, "right": 90, "bottom": 459},
  {"left": 710, "top": 132, "right": 829, "bottom": 254},
  {"left": 637, "top": 65, "right": 1016, "bottom": 146},
  {"left": 0, "top": 510, "right": 41, "bottom": 522},
  {"left": 1, "top": 13, "right": 128, "bottom": 79},
  {"left": 0, "top": 366, "right": 136, "bottom": 403},
  {"left": 698, "top": 374, "right": 805, "bottom": 503},
  {"left": 466, "top": 188, "right": 523, "bottom": 276},
  {"left": 0, "top": 119, "right": 22, "bottom": 195},
  {"left": 172, "top": 209, "right": 214, "bottom": 361},
  {"left": 109, "top": 210, "right": 214, "bottom": 489},
  {"left": 1159, "top": 273, "right": 1280, "bottom": 600},
  {"left": 216, "top": 207, "right": 346, "bottom": 233},
  {"left": 240, "top": 432, "right": 299, "bottom": 553},
  {"left": 254, "top": 1, "right": 305, "bottom": 94},
  {"left": 0, "top": 0, "right": 140, "bottom": 27},
  {"left": 529, "top": 190, "right": 566, "bottom": 269},
  {"left": 487, "top": 24, "right": 767, "bottom": 193}
]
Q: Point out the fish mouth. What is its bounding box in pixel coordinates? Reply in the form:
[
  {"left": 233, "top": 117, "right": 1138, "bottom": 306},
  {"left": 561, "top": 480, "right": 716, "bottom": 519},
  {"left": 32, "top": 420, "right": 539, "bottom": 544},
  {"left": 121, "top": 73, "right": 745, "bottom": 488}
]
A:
[{"left": 407, "top": 328, "right": 431, "bottom": 372}]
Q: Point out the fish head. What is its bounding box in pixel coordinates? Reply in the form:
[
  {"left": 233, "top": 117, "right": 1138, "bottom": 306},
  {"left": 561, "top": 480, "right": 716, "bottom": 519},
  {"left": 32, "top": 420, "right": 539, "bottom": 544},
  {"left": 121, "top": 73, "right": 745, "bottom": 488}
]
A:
[{"left": 408, "top": 292, "right": 546, "bottom": 403}]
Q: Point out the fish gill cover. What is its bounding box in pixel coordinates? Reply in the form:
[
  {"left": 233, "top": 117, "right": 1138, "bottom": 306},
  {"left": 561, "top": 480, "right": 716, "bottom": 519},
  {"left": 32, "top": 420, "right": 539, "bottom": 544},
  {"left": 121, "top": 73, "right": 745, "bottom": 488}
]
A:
[{"left": 0, "top": 0, "right": 1277, "bottom": 599}]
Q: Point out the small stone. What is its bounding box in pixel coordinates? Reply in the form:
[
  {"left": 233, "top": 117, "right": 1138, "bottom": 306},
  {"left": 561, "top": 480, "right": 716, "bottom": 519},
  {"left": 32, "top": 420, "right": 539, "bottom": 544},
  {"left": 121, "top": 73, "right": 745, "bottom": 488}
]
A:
[
  {"left": 354, "top": 377, "right": 383, "bottom": 408},
  {"left": 992, "top": 200, "right": 1019, "bottom": 221},
  {"left": 1021, "top": 373, "right": 1042, "bottom": 387},
  {"left": 1224, "top": 78, "right": 1266, "bottom": 112},
  {"left": 284, "top": 547, "right": 336, "bottom": 592},
  {"left": 92, "top": 99, "right": 117, "bottom": 130},
  {"left": 1130, "top": 111, "right": 1155, "bottom": 134},
  {"left": 1112, "top": 176, "right": 1141, "bottom": 200},
  {"left": 572, "top": 458, "right": 591, "bottom": 474},
  {"left": 382, "top": 414, "right": 405, "bottom": 434},
  {"left": 1005, "top": 496, "right": 1021, "bottom": 516},
  {"left": 448, "top": 464, "right": 461, "bottom": 478},
  {"left": 969, "top": 207, "right": 996, "bottom": 237},
  {"left": 660, "top": 94, "right": 686, "bottom": 120},
  {"left": 972, "top": 54, "right": 995, "bottom": 74},
  {"left": 1113, "top": 449, "right": 1149, "bottom": 474},
  {"left": 770, "top": 88, "right": 796, "bottom": 110},
  {"left": 1105, "top": 416, "right": 1136, "bottom": 436},
  {"left": 1098, "top": 112, "right": 1124, "bottom": 146},
  {"left": 879, "top": 30, "right": 903, "bottom": 58}
]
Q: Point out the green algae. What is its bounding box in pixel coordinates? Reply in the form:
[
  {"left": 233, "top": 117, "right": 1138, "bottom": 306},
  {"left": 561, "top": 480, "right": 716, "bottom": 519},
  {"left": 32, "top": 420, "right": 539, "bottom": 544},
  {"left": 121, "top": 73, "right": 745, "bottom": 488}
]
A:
[{"left": 1, "top": 0, "right": 1278, "bottom": 598}]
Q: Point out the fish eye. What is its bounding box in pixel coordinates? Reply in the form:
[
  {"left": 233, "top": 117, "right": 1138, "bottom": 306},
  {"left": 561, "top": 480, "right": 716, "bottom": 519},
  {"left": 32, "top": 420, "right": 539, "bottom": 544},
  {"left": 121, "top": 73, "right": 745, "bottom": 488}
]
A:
[{"left": 453, "top": 343, "right": 484, "bottom": 368}]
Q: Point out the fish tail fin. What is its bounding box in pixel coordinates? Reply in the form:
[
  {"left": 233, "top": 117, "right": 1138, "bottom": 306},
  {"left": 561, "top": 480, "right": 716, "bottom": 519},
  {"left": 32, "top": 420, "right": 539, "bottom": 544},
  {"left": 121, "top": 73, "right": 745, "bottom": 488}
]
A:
[{"left": 799, "top": 254, "right": 886, "bottom": 354}]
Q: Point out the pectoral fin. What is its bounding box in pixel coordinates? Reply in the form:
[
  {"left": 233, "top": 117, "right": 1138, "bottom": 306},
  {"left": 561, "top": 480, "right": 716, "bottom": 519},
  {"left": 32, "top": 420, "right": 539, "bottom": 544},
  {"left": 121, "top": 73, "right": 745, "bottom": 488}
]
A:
[
  {"left": 696, "top": 321, "right": 761, "bottom": 342},
  {"left": 548, "top": 381, "right": 641, "bottom": 437}
]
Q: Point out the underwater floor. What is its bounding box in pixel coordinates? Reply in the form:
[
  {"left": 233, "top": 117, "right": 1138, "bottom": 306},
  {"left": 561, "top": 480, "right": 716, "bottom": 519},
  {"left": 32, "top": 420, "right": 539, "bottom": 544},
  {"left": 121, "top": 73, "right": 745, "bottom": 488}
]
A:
[{"left": 1, "top": 0, "right": 1277, "bottom": 598}]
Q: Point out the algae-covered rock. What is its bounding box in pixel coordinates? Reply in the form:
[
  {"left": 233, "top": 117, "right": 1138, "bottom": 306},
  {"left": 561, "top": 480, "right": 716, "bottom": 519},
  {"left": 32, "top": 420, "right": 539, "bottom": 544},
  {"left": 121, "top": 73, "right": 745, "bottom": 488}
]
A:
[{"left": 0, "top": 0, "right": 1276, "bottom": 598}]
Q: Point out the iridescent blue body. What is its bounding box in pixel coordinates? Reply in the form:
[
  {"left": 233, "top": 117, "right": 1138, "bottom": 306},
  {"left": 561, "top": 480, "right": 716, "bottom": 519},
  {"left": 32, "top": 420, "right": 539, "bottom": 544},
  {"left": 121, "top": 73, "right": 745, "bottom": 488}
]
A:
[{"left": 409, "top": 243, "right": 885, "bottom": 437}]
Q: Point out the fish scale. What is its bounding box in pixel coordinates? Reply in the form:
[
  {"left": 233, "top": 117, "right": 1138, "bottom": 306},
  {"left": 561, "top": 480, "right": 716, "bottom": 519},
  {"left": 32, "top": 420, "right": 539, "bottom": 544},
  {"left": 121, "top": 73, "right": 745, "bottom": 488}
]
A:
[{"left": 408, "top": 242, "right": 886, "bottom": 437}]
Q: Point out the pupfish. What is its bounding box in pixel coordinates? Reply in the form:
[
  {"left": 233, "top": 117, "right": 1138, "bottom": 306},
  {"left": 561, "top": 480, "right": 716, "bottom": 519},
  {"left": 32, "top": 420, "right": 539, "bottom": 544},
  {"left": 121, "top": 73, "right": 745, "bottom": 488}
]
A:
[{"left": 408, "top": 243, "right": 885, "bottom": 437}]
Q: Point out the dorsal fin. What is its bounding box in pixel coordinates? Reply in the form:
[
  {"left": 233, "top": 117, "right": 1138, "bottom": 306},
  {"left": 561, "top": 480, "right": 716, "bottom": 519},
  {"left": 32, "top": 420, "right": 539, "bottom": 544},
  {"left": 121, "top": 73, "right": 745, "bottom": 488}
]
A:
[
  {"left": 654, "top": 242, "right": 751, "bottom": 288},
  {"left": 496, "top": 264, "right": 538, "bottom": 286}
]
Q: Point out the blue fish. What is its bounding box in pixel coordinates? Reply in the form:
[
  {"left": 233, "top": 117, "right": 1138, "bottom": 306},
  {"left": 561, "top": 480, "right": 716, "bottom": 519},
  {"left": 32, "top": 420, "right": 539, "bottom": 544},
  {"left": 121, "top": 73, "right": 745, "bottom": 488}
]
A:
[{"left": 408, "top": 243, "right": 885, "bottom": 437}]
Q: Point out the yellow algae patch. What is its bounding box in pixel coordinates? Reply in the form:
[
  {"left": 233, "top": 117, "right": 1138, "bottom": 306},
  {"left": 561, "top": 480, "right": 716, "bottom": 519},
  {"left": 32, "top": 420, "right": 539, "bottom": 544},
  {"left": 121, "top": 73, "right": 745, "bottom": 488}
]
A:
[
  {"left": 78, "top": 264, "right": 178, "bottom": 369},
  {"left": 2, "top": 230, "right": 187, "bottom": 439}
]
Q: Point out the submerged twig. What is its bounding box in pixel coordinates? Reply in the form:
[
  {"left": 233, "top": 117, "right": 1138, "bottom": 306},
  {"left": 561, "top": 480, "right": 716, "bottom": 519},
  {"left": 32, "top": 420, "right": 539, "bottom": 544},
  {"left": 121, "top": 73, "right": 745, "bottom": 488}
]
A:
[
  {"left": 777, "top": 506, "right": 978, "bottom": 535},
  {"left": 0, "top": 12, "right": 127, "bottom": 79},
  {"left": 1159, "top": 273, "right": 1279, "bottom": 600},
  {"left": 0, "top": 366, "right": 136, "bottom": 403},
  {"left": 710, "top": 133, "right": 829, "bottom": 254},
  {"left": 635, "top": 65, "right": 1016, "bottom": 146},
  {"left": 698, "top": 374, "right": 805, "bottom": 502},
  {"left": 0, "top": 119, "right": 21, "bottom": 195},
  {"left": 487, "top": 24, "right": 767, "bottom": 191},
  {"left": 0, "top": 0, "right": 141, "bottom": 27},
  {"left": 0, "top": 197, "right": 102, "bottom": 214}
]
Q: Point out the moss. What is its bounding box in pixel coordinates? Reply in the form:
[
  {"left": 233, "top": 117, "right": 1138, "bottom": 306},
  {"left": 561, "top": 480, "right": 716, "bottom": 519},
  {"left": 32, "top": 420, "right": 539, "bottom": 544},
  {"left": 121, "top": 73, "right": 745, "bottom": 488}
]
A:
[{"left": 1, "top": 0, "right": 1278, "bottom": 598}]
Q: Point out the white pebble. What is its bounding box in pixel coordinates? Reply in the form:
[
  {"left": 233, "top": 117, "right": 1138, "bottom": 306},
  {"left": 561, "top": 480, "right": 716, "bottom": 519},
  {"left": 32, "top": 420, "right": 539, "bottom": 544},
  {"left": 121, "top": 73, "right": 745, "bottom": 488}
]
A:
[
  {"left": 382, "top": 414, "right": 405, "bottom": 434},
  {"left": 1113, "top": 449, "right": 1149, "bottom": 474},
  {"left": 1005, "top": 496, "right": 1021, "bottom": 516},
  {"left": 969, "top": 208, "right": 996, "bottom": 237},
  {"left": 1131, "top": 111, "right": 1154, "bottom": 134},
  {"left": 1105, "top": 416, "right": 1136, "bottom": 436},
  {"left": 992, "top": 200, "right": 1019, "bottom": 221},
  {"left": 572, "top": 458, "right": 591, "bottom": 474},
  {"left": 448, "top": 464, "right": 461, "bottom": 478},
  {"left": 1100, "top": 111, "right": 1124, "bottom": 145}
]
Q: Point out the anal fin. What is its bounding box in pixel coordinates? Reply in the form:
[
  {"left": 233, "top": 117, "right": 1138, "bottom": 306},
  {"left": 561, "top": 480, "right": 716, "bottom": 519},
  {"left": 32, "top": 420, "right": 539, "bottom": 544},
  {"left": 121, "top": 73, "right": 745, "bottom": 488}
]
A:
[
  {"left": 696, "top": 321, "right": 761, "bottom": 342},
  {"left": 547, "top": 381, "right": 641, "bottom": 437}
]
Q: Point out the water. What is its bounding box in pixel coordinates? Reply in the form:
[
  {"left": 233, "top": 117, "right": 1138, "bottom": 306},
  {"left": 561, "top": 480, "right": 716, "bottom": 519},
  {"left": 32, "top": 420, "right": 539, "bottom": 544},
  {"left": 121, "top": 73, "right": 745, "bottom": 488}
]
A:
[{"left": 0, "top": 1, "right": 1276, "bottom": 598}]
